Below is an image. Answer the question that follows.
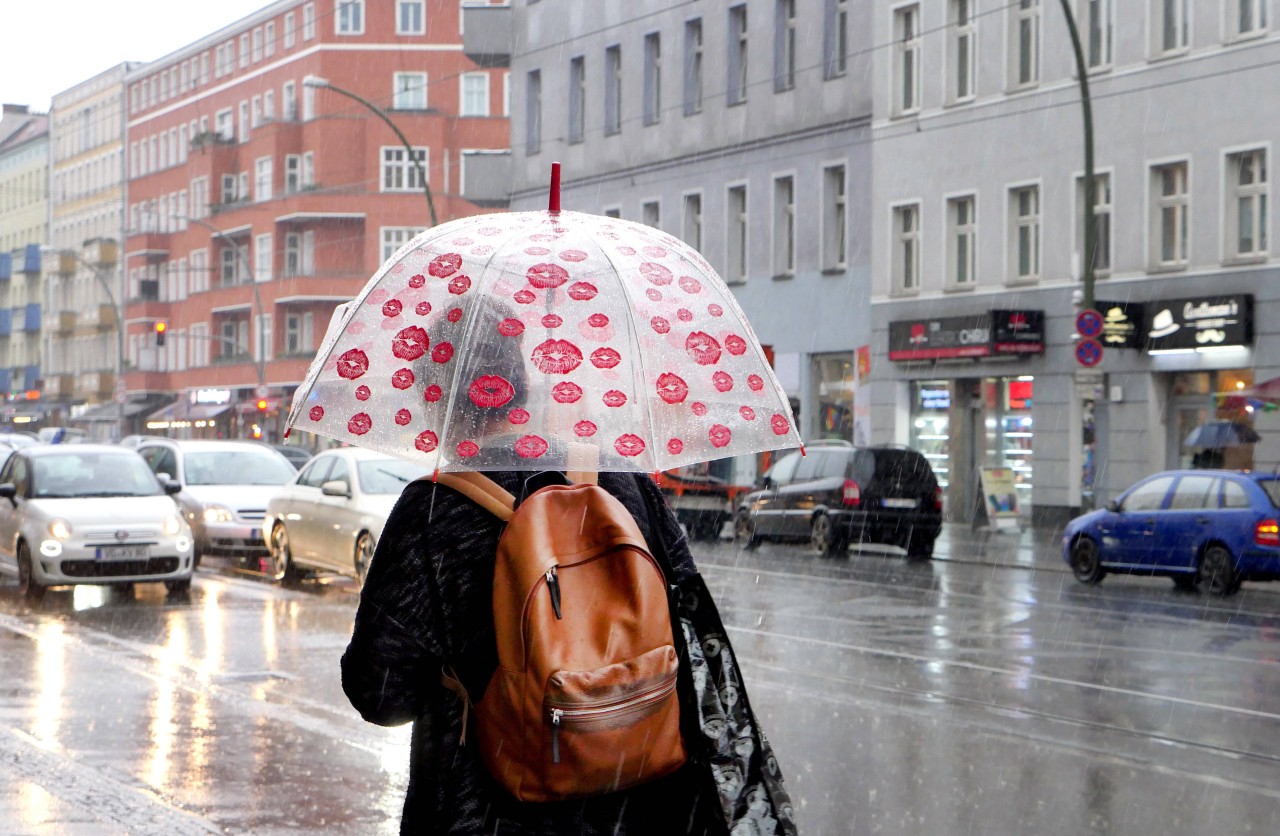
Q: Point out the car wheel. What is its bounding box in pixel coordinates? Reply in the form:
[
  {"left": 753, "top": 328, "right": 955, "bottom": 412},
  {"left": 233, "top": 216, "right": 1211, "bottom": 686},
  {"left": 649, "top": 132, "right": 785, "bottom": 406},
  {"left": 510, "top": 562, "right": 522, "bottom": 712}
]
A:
[
  {"left": 734, "top": 512, "right": 761, "bottom": 550},
  {"left": 1070, "top": 536, "right": 1105, "bottom": 585},
  {"left": 269, "top": 524, "right": 300, "bottom": 583},
  {"left": 1198, "top": 544, "right": 1240, "bottom": 596},
  {"left": 354, "top": 532, "right": 374, "bottom": 587},
  {"left": 810, "top": 515, "right": 846, "bottom": 556},
  {"left": 1171, "top": 574, "right": 1198, "bottom": 592},
  {"left": 17, "top": 542, "right": 45, "bottom": 601},
  {"left": 165, "top": 578, "right": 192, "bottom": 595},
  {"left": 904, "top": 531, "right": 935, "bottom": 560}
]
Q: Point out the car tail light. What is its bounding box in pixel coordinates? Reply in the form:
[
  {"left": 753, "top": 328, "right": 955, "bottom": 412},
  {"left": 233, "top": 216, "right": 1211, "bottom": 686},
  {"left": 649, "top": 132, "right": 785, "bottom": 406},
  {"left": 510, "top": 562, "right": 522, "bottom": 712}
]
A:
[
  {"left": 842, "top": 480, "right": 861, "bottom": 507},
  {"left": 931, "top": 486, "right": 943, "bottom": 513},
  {"left": 1256, "top": 519, "right": 1280, "bottom": 547}
]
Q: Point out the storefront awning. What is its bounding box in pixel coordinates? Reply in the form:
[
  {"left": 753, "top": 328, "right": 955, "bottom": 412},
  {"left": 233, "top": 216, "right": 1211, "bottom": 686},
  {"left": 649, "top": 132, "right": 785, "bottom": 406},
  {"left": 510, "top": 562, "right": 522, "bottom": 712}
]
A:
[
  {"left": 146, "top": 401, "right": 232, "bottom": 423},
  {"left": 73, "top": 397, "right": 162, "bottom": 422}
]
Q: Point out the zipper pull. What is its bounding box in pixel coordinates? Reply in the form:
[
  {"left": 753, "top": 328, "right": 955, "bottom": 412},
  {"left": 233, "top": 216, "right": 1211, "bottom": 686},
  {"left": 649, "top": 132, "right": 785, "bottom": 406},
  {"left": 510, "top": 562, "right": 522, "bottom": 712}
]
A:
[
  {"left": 550, "top": 708, "right": 562, "bottom": 763},
  {"left": 546, "top": 566, "right": 562, "bottom": 620}
]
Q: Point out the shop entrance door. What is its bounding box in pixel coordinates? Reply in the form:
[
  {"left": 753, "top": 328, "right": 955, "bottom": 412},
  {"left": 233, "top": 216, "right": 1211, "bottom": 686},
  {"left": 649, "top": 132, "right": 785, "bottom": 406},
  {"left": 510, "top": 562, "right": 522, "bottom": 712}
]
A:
[{"left": 1170, "top": 404, "right": 1211, "bottom": 470}]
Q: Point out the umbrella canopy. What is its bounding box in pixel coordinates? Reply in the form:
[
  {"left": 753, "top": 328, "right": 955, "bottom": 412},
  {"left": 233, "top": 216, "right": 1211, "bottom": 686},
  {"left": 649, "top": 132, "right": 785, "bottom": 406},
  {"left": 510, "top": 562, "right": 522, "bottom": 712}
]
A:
[
  {"left": 1183, "top": 421, "right": 1261, "bottom": 449},
  {"left": 1236, "top": 376, "right": 1280, "bottom": 403},
  {"left": 286, "top": 201, "right": 801, "bottom": 473}
]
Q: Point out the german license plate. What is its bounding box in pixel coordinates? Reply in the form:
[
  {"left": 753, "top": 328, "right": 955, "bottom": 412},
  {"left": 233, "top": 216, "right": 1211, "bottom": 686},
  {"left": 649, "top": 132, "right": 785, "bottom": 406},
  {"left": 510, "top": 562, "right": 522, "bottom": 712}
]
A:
[
  {"left": 96, "top": 545, "right": 150, "bottom": 561},
  {"left": 882, "top": 498, "right": 918, "bottom": 509}
]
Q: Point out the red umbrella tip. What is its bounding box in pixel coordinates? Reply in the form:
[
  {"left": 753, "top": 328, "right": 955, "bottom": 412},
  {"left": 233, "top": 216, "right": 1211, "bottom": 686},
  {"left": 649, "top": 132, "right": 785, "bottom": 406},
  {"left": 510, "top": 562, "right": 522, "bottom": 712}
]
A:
[
  {"left": 283, "top": 428, "right": 291, "bottom": 439},
  {"left": 548, "top": 162, "right": 561, "bottom": 213},
  {"left": 800, "top": 444, "right": 807, "bottom": 457}
]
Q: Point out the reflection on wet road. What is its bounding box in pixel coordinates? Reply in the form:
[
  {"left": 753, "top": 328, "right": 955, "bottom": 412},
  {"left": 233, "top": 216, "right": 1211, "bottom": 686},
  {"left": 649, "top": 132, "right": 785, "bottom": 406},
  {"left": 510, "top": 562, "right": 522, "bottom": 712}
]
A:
[{"left": 3, "top": 542, "right": 1280, "bottom": 834}]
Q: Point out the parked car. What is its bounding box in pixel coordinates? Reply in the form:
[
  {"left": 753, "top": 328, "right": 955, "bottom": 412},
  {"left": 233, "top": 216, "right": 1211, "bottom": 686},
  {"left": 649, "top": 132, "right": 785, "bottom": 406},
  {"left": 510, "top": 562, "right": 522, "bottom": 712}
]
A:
[
  {"left": 135, "top": 439, "right": 297, "bottom": 566},
  {"left": 735, "top": 441, "right": 943, "bottom": 557},
  {"left": 1062, "top": 469, "right": 1280, "bottom": 596},
  {"left": 0, "top": 444, "right": 193, "bottom": 599},
  {"left": 263, "top": 447, "right": 430, "bottom": 584},
  {"left": 270, "top": 444, "right": 314, "bottom": 470},
  {"left": 0, "top": 432, "right": 39, "bottom": 449},
  {"left": 37, "top": 427, "right": 88, "bottom": 444}
]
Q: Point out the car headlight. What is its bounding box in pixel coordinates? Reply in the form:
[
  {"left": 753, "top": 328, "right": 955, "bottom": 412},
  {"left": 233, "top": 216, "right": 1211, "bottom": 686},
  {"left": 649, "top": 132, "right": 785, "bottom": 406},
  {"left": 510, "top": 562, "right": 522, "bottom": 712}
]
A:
[
  {"left": 163, "top": 513, "right": 183, "bottom": 537},
  {"left": 48, "top": 518, "right": 73, "bottom": 540},
  {"left": 202, "top": 505, "right": 236, "bottom": 524}
]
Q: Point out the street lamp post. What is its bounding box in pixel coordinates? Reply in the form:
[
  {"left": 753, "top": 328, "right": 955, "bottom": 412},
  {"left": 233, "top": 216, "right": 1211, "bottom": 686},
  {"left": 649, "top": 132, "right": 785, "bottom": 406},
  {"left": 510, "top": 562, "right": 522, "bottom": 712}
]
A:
[
  {"left": 1058, "top": 0, "right": 1097, "bottom": 313},
  {"left": 303, "top": 76, "right": 439, "bottom": 227}
]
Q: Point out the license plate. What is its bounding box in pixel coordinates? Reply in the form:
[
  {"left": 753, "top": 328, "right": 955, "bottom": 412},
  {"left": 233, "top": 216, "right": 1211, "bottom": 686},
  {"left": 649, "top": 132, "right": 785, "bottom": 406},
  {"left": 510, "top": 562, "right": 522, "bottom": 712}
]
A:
[
  {"left": 882, "top": 498, "right": 918, "bottom": 509},
  {"left": 96, "top": 545, "right": 150, "bottom": 561}
]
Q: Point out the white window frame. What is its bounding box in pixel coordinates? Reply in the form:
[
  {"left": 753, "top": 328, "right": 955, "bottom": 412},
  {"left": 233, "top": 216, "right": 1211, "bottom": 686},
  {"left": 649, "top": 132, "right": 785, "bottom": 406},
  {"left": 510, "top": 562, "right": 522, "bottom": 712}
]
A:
[
  {"left": 265, "top": 21, "right": 276, "bottom": 56},
  {"left": 254, "top": 233, "right": 273, "bottom": 282},
  {"left": 1010, "top": 0, "right": 1041, "bottom": 88},
  {"left": 643, "top": 32, "right": 663, "bottom": 125},
  {"left": 682, "top": 190, "right": 703, "bottom": 251},
  {"left": 1225, "top": 146, "right": 1269, "bottom": 262},
  {"left": 393, "top": 72, "right": 428, "bottom": 110},
  {"left": 381, "top": 226, "right": 426, "bottom": 261},
  {"left": 1151, "top": 0, "right": 1190, "bottom": 55},
  {"left": 772, "top": 173, "right": 796, "bottom": 277},
  {"left": 286, "top": 154, "right": 302, "bottom": 193},
  {"left": 283, "top": 81, "right": 297, "bottom": 121},
  {"left": 824, "top": 0, "right": 850, "bottom": 79},
  {"left": 726, "top": 182, "right": 749, "bottom": 284},
  {"left": 946, "top": 193, "right": 977, "bottom": 287},
  {"left": 1083, "top": 0, "right": 1113, "bottom": 69},
  {"left": 240, "top": 34, "right": 250, "bottom": 68},
  {"left": 949, "top": 0, "right": 977, "bottom": 103},
  {"left": 303, "top": 3, "right": 316, "bottom": 39},
  {"left": 336, "top": 0, "right": 365, "bottom": 35},
  {"left": 684, "top": 18, "right": 704, "bottom": 115},
  {"left": 1228, "top": 0, "right": 1270, "bottom": 41},
  {"left": 398, "top": 0, "right": 426, "bottom": 35},
  {"left": 381, "top": 146, "right": 429, "bottom": 192},
  {"left": 461, "top": 72, "right": 490, "bottom": 117},
  {"left": 775, "top": 0, "right": 797, "bottom": 92},
  {"left": 891, "top": 201, "right": 921, "bottom": 293},
  {"left": 821, "top": 163, "right": 847, "bottom": 271},
  {"left": 255, "top": 156, "right": 273, "bottom": 202},
  {"left": 1149, "top": 159, "right": 1190, "bottom": 270},
  {"left": 1075, "top": 171, "right": 1113, "bottom": 277},
  {"left": 893, "top": 4, "right": 922, "bottom": 116},
  {"left": 285, "top": 312, "right": 315, "bottom": 354},
  {"left": 1008, "top": 183, "right": 1042, "bottom": 283},
  {"left": 252, "top": 27, "right": 263, "bottom": 62},
  {"left": 215, "top": 109, "right": 234, "bottom": 142},
  {"left": 251, "top": 95, "right": 263, "bottom": 128},
  {"left": 285, "top": 12, "right": 296, "bottom": 48}
]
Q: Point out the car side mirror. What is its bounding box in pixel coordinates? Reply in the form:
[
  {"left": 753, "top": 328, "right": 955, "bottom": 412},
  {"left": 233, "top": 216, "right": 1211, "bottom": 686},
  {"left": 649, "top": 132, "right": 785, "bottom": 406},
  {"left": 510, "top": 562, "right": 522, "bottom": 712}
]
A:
[
  {"left": 321, "top": 479, "right": 351, "bottom": 498},
  {"left": 1105, "top": 499, "right": 1121, "bottom": 513},
  {"left": 0, "top": 483, "right": 14, "bottom": 505},
  {"left": 162, "top": 479, "right": 183, "bottom": 496}
]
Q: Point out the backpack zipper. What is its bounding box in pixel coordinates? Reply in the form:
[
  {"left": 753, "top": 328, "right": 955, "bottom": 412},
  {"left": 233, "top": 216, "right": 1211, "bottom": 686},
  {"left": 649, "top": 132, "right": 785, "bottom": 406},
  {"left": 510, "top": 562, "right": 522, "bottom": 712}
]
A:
[
  {"left": 545, "top": 566, "right": 562, "bottom": 620},
  {"left": 547, "top": 673, "right": 678, "bottom": 764}
]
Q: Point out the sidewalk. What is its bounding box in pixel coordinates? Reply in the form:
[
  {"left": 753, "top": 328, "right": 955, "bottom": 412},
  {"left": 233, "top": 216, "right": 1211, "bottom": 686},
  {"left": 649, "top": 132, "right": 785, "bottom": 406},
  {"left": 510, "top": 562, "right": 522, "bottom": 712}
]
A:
[{"left": 931, "top": 521, "right": 1069, "bottom": 573}]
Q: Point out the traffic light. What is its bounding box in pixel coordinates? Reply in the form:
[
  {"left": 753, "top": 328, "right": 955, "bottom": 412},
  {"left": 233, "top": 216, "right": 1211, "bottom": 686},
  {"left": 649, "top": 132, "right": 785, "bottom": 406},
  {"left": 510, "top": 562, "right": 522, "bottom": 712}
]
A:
[
  {"left": 257, "top": 399, "right": 269, "bottom": 411},
  {"left": 154, "top": 321, "right": 167, "bottom": 347}
]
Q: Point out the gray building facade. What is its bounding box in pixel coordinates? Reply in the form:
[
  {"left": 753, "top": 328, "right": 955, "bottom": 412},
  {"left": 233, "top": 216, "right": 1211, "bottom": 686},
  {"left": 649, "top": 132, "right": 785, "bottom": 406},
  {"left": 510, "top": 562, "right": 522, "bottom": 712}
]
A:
[{"left": 869, "top": 1, "right": 1278, "bottom": 525}]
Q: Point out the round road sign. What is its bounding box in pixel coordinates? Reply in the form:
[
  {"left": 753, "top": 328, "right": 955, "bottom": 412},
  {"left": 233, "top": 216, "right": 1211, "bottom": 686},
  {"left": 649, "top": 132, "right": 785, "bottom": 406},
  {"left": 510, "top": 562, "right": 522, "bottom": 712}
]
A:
[
  {"left": 1076, "top": 338, "right": 1103, "bottom": 368},
  {"left": 1076, "top": 309, "right": 1104, "bottom": 339}
]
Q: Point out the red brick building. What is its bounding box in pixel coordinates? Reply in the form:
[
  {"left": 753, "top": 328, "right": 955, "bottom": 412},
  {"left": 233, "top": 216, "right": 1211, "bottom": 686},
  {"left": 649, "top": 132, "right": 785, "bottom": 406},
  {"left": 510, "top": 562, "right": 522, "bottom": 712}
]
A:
[{"left": 123, "top": 0, "right": 509, "bottom": 443}]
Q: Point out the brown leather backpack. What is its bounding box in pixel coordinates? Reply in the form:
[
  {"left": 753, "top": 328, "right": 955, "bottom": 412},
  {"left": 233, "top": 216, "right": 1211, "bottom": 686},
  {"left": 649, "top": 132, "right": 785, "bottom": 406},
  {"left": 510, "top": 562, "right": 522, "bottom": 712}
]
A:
[{"left": 435, "top": 472, "right": 688, "bottom": 802}]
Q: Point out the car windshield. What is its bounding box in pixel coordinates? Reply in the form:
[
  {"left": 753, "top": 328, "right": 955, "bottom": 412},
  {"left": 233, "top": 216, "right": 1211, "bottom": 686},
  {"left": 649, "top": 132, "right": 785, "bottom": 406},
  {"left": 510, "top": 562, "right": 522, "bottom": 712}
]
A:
[
  {"left": 33, "top": 452, "right": 162, "bottom": 498},
  {"left": 183, "top": 450, "right": 298, "bottom": 486},
  {"left": 1257, "top": 479, "right": 1280, "bottom": 509},
  {"left": 357, "top": 459, "right": 431, "bottom": 494}
]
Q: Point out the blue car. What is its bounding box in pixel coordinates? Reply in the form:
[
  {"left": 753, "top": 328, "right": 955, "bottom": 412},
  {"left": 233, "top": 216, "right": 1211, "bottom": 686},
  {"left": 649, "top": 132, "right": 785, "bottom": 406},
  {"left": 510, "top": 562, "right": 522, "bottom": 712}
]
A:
[{"left": 1062, "top": 469, "right": 1280, "bottom": 596}]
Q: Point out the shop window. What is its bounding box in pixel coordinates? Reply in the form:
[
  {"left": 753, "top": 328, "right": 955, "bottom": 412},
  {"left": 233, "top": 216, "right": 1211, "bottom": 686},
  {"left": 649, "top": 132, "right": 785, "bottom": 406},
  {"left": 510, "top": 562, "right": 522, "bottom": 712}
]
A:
[
  {"left": 812, "top": 353, "right": 854, "bottom": 441},
  {"left": 911, "top": 380, "right": 952, "bottom": 490}
]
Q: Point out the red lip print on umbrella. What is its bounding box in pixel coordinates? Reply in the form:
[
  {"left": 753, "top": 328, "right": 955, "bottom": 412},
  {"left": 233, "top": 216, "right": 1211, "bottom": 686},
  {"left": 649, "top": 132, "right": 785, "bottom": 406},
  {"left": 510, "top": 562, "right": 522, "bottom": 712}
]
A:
[{"left": 286, "top": 163, "right": 800, "bottom": 473}]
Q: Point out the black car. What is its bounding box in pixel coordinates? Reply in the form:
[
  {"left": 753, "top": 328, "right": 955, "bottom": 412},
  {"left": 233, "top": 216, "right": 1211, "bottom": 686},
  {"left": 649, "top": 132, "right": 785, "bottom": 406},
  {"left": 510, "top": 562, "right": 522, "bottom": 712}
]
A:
[{"left": 735, "top": 441, "right": 943, "bottom": 557}]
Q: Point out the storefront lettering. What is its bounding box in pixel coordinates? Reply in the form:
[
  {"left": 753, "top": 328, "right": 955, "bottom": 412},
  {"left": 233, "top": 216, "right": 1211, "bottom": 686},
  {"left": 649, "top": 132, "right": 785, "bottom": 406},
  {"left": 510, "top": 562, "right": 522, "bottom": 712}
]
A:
[
  {"left": 1183, "top": 300, "right": 1238, "bottom": 320},
  {"left": 919, "top": 388, "right": 951, "bottom": 409}
]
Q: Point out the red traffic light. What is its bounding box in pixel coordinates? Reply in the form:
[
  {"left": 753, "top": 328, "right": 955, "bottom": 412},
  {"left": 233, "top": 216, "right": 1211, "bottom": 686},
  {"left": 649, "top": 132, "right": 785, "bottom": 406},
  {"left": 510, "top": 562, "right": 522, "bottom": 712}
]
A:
[
  {"left": 154, "top": 321, "right": 167, "bottom": 346},
  {"left": 257, "top": 399, "right": 269, "bottom": 411}
]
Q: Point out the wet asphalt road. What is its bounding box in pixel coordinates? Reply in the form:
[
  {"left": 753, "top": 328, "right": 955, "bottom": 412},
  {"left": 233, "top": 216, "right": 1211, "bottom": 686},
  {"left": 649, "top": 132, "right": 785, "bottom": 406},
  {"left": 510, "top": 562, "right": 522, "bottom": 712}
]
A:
[{"left": 3, "top": 538, "right": 1280, "bottom": 835}]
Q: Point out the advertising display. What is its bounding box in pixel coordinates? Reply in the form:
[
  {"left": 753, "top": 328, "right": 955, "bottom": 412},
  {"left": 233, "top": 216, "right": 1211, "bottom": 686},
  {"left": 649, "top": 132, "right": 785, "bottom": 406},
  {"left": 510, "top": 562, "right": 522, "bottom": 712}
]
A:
[
  {"left": 1144, "top": 294, "right": 1253, "bottom": 352},
  {"left": 979, "top": 466, "right": 1022, "bottom": 531},
  {"left": 888, "top": 310, "right": 1045, "bottom": 362}
]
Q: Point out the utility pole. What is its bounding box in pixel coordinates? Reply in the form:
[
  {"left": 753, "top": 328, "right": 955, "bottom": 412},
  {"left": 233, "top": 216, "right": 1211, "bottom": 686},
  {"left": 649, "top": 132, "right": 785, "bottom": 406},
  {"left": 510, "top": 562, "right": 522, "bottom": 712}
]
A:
[{"left": 1059, "top": 0, "right": 1097, "bottom": 312}]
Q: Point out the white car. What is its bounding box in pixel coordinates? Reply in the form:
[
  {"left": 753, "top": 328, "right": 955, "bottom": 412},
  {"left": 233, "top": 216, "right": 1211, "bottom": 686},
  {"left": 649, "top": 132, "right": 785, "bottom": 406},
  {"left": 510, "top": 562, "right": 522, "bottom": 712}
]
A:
[
  {"left": 264, "top": 448, "right": 430, "bottom": 584},
  {"left": 136, "top": 440, "right": 298, "bottom": 566},
  {"left": 0, "top": 445, "right": 194, "bottom": 599}
]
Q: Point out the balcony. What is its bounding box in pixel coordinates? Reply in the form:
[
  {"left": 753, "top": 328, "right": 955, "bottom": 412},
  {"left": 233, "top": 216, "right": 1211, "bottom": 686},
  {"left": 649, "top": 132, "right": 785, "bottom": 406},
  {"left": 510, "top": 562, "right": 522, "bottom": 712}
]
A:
[
  {"left": 20, "top": 244, "right": 40, "bottom": 274},
  {"left": 21, "top": 304, "right": 41, "bottom": 333},
  {"left": 128, "top": 231, "right": 170, "bottom": 259},
  {"left": 55, "top": 310, "right": 77, "bottom": 334},
  {"left": 461, "top": 4, "right": 511, "bottom": 67},
  {"left": 0, "top": 252, "right": 9, "bottom": 280},
  {"left": 0, "top": 309, "right": 10, "bottom": 336},
  {"left": 81, "top": 304, "right": 118, "bottom": 330},
  {"left": 84, "top": 238, "right": 119, "bottom": 267},
  {"left": 45, "top": 373, "right": 75, "bottom": 399},
  {"left": 57, "top": 251, "right": 78, "bottom": 276},
  {"left": 461, "top": 151, "right": 512, "bottom": 207},
  {"left": 76, "top": 371, "right": 116, "bottom": 398}
]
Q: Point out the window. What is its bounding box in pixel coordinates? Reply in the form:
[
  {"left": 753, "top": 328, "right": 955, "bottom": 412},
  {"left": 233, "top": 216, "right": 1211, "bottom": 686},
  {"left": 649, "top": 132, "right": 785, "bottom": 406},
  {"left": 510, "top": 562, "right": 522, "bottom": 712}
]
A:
[
  {"left": 285, "top": 312, "right": 315, "bottom": 354},
  {"left": 893, "top": 203, "right": 920, "bottom": 292},
  {"left": 190, "top": 249, "right": 209, "bottom": 294},
  {"left": 240, "top": 34, "right": 250, "bottom": 67},
  {"left": 255, "top": 157, "right": 273, "bottom": 202},
  {"left": 1230, "top": 0, "right": 1269, "bottom": 39},
  {"left": 221, "top": 173, "right": 239, "bottom": 204},
  {"left": 254, "top": 233, "right": 272, "bottom": 282},
  {"left": 200, "top": 53, "right": 209, "bottom": 85},
  {"left": 1010, "top": 185, "right": 1041, "bottom": 281},
  {"left": 775, "top": 0, "right": 796, "bottom": 92},
  {"left": 285, "top": 12, "right": 296, "bottom": 47},
  {"left": 255, "top": 314, "right": 272, "bottom": 363},
  {"left": 525, "top": 70, "right": 542, "bottom": 154},
  {"left": 821, "top": 165, "right": 847, "bottom": 271},
  {"left": 604, "top": 207, "right": 621, "bottom": 219},
  {"left": 285, "top": 232, "right": 315, "bottom": 276},
  {"left": 1084, "top": 0, "right": 1113, "bottom": 68},
  {"left": 1151, "top": 161, "right": 1189, "bottom": 269},
  {"left": 1227, "top": 148, "right": 1268, "bottom": 260},
  {"left": 728, "top": 5, "right": 749, "bottom": 105},
  {"left": 894, "top": 5, "right": 921, "bottom": 115},
  {"left": 252, "top": 95, "right": 263, "bottom": 128},
  {"left": 947, "top": 195, "right": 976, "bottom": 286},
  {"left": 682, "top": 192, "right": 703, "bottom": 250},
  {"left": 949, "top": 0, "right": 976, "bottom": 102},
  {"left": 605, "top": 45, "right": 622, "bottom": 135},
  {"left": 265, "top": 22, "right": 276, "bottom": 56},
  {"left": 727, "top": 184, "right": 748, "bottom": 283},
  {"left": 286, "top": 154, "right": 303, "bottom": 193},
  {"left": 643, "top": 33, "right": 662, "bottom": 125},
  {"left": 823, "top": 0, "right": 849, "bottom": 79},
  {"left": 303, "top": 3, "right": 316, "bottom": 39},
  {"left": 393, "top": 72, "right": 427, "bottom": 110},
  {"left": 772, "top": 175, "right": 795, "bottom": 276},
  {"left": 1153, "top": 0, "right": 1189, "bottom": 53},
  {"left": 568, "top": 58, "right": 585, "bottom": 143},
  {"left": 382, "top": 227, "right": 426, "bottom": 261},
  {"left": 462, "top": 72, "right": 490, "bottom": 117},
  {"left": 303, "top": 79, "right": 315, "bottom": 120},
  {"left": 337, "top": 0, "right": 364, "bottom": 34},
  {"left": 1170, "top": 475, "right": 1219, "bottom": 509},
  {"left": 239, "top": 100, "right": 250, "bottom": 142},
  {"left": 264, "top": 90, "right": 275, "bottom": 121},
  {"left": 1011, "top": 0, "right": 1041, "bottom": 86},
  {"left": 642, "top": 200, "right": 661, "bottom": 228},
  {"left": 1122, "top": 476, "right": 1175, "bottom": 512},
  {"left": 221, "top": 243, "right": 248, "bottom": 284},
  {"left": 684, "top": 19, "right": 703, "bottom": 115},
  {"left": 1223, "top": 480, "right": 1251, "bottom": 508},
  {"left": 382, "top": 147, "right": 428, "bottom": 191},
  {"left": 252, "top": 27, "right": 263, "bottom": 62},
  {"left": 1077, "top": 173, "right": 1112, "bottom": 275},
  {"left": 190, "top": 177, "right": 209, "bottom": 219},
  {"left": 283, "top": 81, "right": 297, "bottom": 120},
  {"left": 503, "top": 71, "right": 511, "bottom": 116},
  {"left": 398, "top": 0, "right": 425, "bottom": 34},
  {"left": 220, "top": 318, "right": 250, "bottom": 357},
  {"left": 215, "top": 109, "right": 234, "bottom": 141}
]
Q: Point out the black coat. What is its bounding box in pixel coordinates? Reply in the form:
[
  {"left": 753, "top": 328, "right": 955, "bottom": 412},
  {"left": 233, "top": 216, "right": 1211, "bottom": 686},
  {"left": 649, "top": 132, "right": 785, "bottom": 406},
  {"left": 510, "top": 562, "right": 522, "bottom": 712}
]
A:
[{"left": 341, "top": 471, "right": 722, "bottom": 835}]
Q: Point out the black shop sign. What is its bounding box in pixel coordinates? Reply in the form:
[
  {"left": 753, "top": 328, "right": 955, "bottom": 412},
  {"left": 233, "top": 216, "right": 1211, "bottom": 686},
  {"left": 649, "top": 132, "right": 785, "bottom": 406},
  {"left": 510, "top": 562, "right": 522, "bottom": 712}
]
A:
[
  {"left": 889, "top": 310, "right": 1045, "bottom": 362},
  {"left": 1144, "top": 294, "right": 1253, "bottom": 352}
]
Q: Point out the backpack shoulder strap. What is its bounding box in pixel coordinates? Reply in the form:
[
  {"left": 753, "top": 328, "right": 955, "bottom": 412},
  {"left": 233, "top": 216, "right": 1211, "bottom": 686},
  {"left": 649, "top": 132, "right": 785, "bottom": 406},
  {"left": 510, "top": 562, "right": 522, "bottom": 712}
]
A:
[{"left": 432, "top": 472, "right": 517, "bottom": 521}]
